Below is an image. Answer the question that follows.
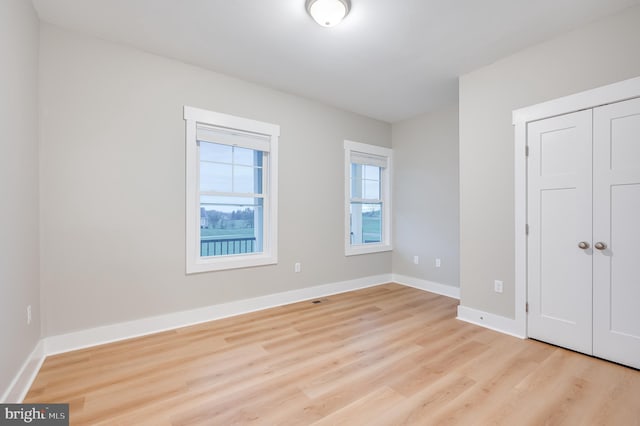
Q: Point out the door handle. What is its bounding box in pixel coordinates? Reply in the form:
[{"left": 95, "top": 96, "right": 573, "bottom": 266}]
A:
[
  {"left": 594, "top": 242, "right": 607, "bottom": 250},
  {"left": 578, "top": 241, "right": 590, "bottom": 249}
]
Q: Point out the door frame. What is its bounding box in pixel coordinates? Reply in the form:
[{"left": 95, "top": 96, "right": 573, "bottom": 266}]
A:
[{"left": 512, "top": 76, "right": 640, "bottom": 338}]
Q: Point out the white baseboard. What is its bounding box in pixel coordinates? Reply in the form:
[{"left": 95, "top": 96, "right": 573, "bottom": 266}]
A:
[
  {"left": 2, "top": 274, "right": 391, "bottom": 402},
  {"left": 392, "top": 274, "right": 460, "bottom": 299},
  {"left": 1, "top": 340, "right": 46, "bottom": 403},
  {"left": 456, "top": 305, "right": 525, "bottom": 339},
  {"left": 5, "top": 274, "right": 528, "bottom": 403},
  {"left": 43, "top": 274, "right": 393, "bottom": 356}
]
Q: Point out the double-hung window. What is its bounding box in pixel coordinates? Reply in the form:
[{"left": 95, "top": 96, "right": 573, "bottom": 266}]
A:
[
  {"left": 344, "top": 140, "right": 392, "bottom": 256},
  {"left": 184, "top": 106, "right": 279, "bottom": 273}
]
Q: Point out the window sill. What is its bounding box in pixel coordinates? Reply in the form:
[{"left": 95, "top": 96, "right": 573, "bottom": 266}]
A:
[
  {"left": 345, "top": 244, "right": 393, "bottom": 257},
  {"left": 186, "top": 253, "right": 277, "bottom": 274}
]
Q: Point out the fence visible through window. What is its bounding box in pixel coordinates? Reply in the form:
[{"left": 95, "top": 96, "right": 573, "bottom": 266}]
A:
[{"left": 200, "top": 237, "right": 256, "bottom": 257}]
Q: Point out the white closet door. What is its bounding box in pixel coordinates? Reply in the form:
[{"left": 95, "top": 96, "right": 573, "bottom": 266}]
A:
[
  {"left": 527, "top": 110, "right": 593, "bottom": 355},
  {"left": 593, "top": 97, "right": 640, "bottom": 369}
]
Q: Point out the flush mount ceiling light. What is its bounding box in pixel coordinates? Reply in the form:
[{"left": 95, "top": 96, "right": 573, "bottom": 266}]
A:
[{"left": 306, "top": 0, "right": 351, "bottom": 27}]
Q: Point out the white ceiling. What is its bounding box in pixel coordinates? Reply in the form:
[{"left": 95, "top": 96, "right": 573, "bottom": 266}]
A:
[{"left": 32, "top": 0, "right": 640, "bottom": 123}]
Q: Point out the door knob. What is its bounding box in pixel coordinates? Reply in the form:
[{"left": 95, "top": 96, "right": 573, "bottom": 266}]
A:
[
  {"left": 594, "top": 242, "right": 607, "bottom": 250},
  {"left": 578, "top": 241, "right": 590, "bottom": 249}
]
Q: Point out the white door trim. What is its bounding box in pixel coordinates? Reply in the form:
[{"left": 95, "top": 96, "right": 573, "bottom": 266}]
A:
[{"left": 512, "top": 75, "right": 640, "bottom": 339}]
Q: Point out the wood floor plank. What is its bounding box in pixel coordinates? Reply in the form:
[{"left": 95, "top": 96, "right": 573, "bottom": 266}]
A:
[
  {"left": 310, "top": 386, "right": 405, "bottom": 426},
  {"left": 24, "top": 284, "right": 640, "bottom": 425},
  {"left": 370, "top": 372, "right": 477, "bottom": 426}
]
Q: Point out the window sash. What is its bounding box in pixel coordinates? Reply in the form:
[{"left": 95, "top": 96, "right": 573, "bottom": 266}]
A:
[
  {"left": 349, "top": 201, "right": 383, "bottom": 245},
  {"left": 350, "top": 163, "right": 382, "bottom": 202},
  {"left": 198, "top": 143, "right": 267, "bottom": 198},
  {"left": 197, "top": 145, "right": 268, "bottom": 258}
]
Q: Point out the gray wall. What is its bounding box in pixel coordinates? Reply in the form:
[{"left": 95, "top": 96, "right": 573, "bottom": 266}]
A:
[
  {"left": 0, "top": 0, "right": 41, "bottom": 399},
  {"left": 459, "top": 5, "right": 640, "bottom": 318},
  {"left": 39, "top": 25, "right": 392, "bottom": 337},
  {"left": 392, "top": 104, "right": 459, "bottom": 287}
]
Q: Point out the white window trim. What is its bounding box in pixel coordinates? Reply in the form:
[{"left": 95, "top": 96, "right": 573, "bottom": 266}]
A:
[
  {"left": 184, "top": 106, "right": 279, "bottom": 273},
  {"left": 344, "top": 140, "right": 393, "bottom": 256}
]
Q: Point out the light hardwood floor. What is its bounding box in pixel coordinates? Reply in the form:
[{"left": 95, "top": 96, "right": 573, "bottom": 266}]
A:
[{"left": 25, "top": 284, "right": 640, "bottom": 425}]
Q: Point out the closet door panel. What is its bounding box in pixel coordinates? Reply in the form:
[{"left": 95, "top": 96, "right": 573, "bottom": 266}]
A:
[
  {"left": 593, "top": 97, "right": 640, "bottom": 369},
  {"left": 527, "top": 110, "right": 593, "bottom": 355}
]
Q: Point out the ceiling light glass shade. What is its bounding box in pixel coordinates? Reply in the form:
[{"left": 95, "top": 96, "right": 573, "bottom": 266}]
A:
[{"left": 306, "top": 0, "right": 351, "bottom": 27}]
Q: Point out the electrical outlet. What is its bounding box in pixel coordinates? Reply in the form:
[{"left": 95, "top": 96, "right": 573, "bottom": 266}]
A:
[
  {"left": 435, "top": 258, "right": 441, "bottom": 268},
  {"left": 413, "top": 256, "right": 419, "bottom": 265},
  {"left": 494, "top": 280, "right": 503, "bottom": 293},
  {"left": 294, "top": 262, "right": 301, "bottom": 273},
  {"left": 27, "top": 305, "right": 32, "bottom": 325}
]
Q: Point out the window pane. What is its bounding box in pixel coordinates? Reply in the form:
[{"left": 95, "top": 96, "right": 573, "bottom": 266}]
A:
[
  {"left": 200, "top": 163, "right": 232, "bottom": 192},
  {"left": 351, "top": 177, "right": 362, "bottom": 198},
  {"left": 200, "top": 144, "right": 263, "bottom": 194},
  {"left": 363, "top": 165, "right": 380, "bottom": 181},
  {"left": 351, "top": 163, "right": 382, "bottom": 200},
  {"left": 350, "top": 163, "right": 363, "bottom": 198},
  {"left": 350, "top": 202, "right": 382, "bottom": 245},
  {"left": 233, "top": 165, "right": 262, "bottom": 194},
  {"left": 200, "top": 141, "right": 232, "bottom": 163},
  {"left": 364, "top": 179, "right": 380, "bottom": 200},
  {"left": 200, "top": 199, "right": 263, "bottom": 257},
  {"left": 234, "top": 146, "right": 256, "bottom": 166}
]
